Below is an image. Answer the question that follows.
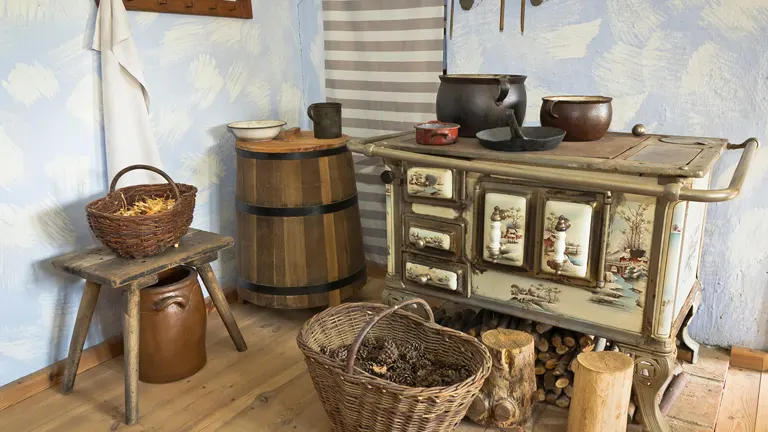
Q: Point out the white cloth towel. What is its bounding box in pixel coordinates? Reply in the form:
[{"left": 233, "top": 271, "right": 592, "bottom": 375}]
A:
[{"left": 93, "top": 0, "right": 164, "bottom": 187}]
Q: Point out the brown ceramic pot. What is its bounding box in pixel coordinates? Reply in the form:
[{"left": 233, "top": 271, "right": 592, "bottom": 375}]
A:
[
  {"left": 539, "top": 96, "right": 613, "bottom": 141},
  {"left": 138, "top": 266, "right": 207, "bottom": 384}
]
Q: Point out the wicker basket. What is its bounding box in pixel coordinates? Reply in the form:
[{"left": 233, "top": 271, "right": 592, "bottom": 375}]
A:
[
  {"left": 297, "top": 299, "right": 492, "bottom": 432},
  {"left": 86, "top": 165, "right": 197, "bottom": 259}
]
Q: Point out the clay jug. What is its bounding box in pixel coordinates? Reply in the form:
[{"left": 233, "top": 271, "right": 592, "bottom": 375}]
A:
[{"left": 138, "top": 266, "right": 207, "bottom": 383}]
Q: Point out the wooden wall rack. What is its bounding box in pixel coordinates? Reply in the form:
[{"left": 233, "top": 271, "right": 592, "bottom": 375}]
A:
[{"left": 95, "top": 0, "right": 253, "bottom": 19}]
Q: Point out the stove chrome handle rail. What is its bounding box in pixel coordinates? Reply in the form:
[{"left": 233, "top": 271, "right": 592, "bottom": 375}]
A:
[{"left": 348, "top": 136, "right": 760, "bottom": 203}]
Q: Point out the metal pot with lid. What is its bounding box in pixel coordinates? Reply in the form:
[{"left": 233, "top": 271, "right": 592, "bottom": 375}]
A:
[{"left": 436, "top": 74, "right": 527, "bottom": 138}]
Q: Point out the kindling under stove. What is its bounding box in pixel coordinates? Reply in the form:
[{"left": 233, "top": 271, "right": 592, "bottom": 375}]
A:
[{"left": 348, "top": 127, "right": 759, "bottom": 432}]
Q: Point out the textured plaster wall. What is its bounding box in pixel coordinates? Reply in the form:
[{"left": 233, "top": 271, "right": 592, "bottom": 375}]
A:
[
  {"left": 0, "top": 0, "right": 325, "bottom": 386},
  {"left": 447, "top": 0, "right": 768, "bottom": 350}
]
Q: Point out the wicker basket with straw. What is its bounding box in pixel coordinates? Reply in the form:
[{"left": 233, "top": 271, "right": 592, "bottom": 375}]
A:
[
  {"left": 86, "top": 165, "right": 197, "bottom": 259},
  {"left": 297, "top": 299, "right": 492, "bottom": 432}
]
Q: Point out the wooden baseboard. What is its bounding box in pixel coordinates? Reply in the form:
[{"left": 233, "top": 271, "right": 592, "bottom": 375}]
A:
[
  {"left": 0, "top": 287, "right": 238, "bottom": 411},
  {"left": 730, "top": 346, "right": 768, "bottom": 371},
  {"left": 0, "top": 334, "right": 123, "bottom": 411}
]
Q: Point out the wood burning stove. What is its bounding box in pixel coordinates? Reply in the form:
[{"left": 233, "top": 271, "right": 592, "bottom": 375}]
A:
[{"left": 348, "top": 128, "right": 759, "bottom": 432}]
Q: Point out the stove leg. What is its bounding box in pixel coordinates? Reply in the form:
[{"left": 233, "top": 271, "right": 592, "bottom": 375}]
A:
[
  {"left": 678, "top": 295, "right": 702, "bottom": 364},
  {"left": 616, "top": 344, "right": 675, "bottom": 432}
]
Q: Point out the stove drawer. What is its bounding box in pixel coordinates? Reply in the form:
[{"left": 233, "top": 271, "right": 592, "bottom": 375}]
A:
[
  {"left": 405, "top": 216, "right": 463, "bottom": 258},
  {"left": 403, "top": 254, "right": 466, "bottom": 294},
  {"left": 404, "top": 164, "right": 462, "bottom": 205}
]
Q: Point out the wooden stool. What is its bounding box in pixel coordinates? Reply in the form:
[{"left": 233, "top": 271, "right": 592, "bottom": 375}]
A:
[{"left": 51, "top": 229, "right": 247, "bottom": 425}]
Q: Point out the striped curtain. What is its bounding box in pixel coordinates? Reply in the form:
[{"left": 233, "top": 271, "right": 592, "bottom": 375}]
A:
[{"left": 322, "top": 0, "right": 446, "bottom": 265}]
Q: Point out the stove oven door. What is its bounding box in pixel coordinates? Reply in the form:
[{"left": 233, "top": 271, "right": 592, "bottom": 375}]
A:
[{"left": 476, "top": 179, "right": 609, "bottom": 289}]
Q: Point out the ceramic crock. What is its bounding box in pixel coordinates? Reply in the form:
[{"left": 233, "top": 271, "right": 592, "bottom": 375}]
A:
[
  {"left": 436, "top": 74, "right": 527, "bottom": 137},
  {"left": 138, "top": 266, "right": 207, "bottom": 384},
  {"left": 540, "top": 96, "right": 613, "bottom": 141}
]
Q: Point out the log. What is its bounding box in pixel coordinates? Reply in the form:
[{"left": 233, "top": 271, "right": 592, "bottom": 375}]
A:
[
  {"left": 563, "top": 332, "right": 577, "bottom": 348},
  {"left": 552, "top": 386, "right": 563, "bottom": 396},
  {"left": 554, "top": 353, "right": 573, "bottom": 376},
  {"left": 545, "top": 392, "right": 559, "bottom": 405},
  {"left": 497, "top": 314, "right": 511, "bottom": 330},
  {"left": 555, "top": 373, "right": 571, "bottom": 389},
  {"left": 448, "top": 310, "right": 464, "bottom": 330},
  {"left": 551, "top": 332, "right": 563, "bottom": 348},
  {"left": 568, "top": 356, "right": 578, "bottom": 372},
  {"left": 544, "top": 358, "right": 558, "bottom": 370},
  {"left": 534, "top": 362, "right": 546, "bottom": 375},
  {"left": 535, "top": 323, "right": 554, "bottom": 333},
  {"left": 567, "top": 352, "right": 634, "bottom": 432},
  {"left": 507, "top": 317, "right": 520, "bottom": 330},
  {"left": 534, "top": 388, "right": 546, "bottom": 402},
  {"left": 538, "top": 351, "right": 553, "bottom": 362},
  {"left": 660, "top": 372, "right": 690, "bottom": 415},
  {"left": 564, "top": 384, "right": 574, "bottom": 398},
  {"left": 432, "top": 307, "right": 446, "bottom": 323},
  {"left": 518, "top": 319, "right": 533, "bottom": 334},
  {"left": 555, "top": 394, "right": 571, "bottom": 408},
  {"left": 556, "top": 345, "right": 571, "bottom": 355},
  {"left": 536, "top": 338, "right": 550, "bottom": 353},
  {"left": 543, "top": 370, "right": 556, "bottom": 390},
  {"left": 461, "top": 309, "right": 481, "bottom": 332},
  {"left": 627, "top": 399, "right": 637, "bottom": 423},
  {"left": 579, "top": 335, "right": 595, "bottom": 352},
  {"left": 466, "top": 329, "right": 536, "bottom": 429},
  {"left": 482, "top": 311, "right": 500, "bottom": 334}
]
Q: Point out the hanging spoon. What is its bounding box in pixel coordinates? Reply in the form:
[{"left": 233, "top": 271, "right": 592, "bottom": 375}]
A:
[{"left": 520, "top": 0, "right": 525, "bottom": 34}]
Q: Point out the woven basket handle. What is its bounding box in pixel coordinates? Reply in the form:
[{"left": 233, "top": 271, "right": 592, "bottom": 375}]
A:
[
  {"left": 109, "top": 164, "right": 181, "bottom": 200},
  {"left": 345, "top": 299, "right": 434, "bottom": 374}
]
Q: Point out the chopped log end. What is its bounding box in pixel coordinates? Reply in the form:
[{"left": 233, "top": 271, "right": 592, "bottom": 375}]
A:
[
  {"left": 577, "top": 351, "right": 634, "bottom": 373},
  {"left": 536, "top": 339, "right": 550, "bottom": 352},
  {"left": 466, "top": 394, "right": 488, "bottom": 420},
  {"left": 579, "top": 335, "right": 595, "bottom": 352},
  {"left": 551, "top": 332, "right": 563, "bottom": 348},
  {"left": 556, "top": 345, "right": 570, "bottom": 355},
  {"left": 545, "top": 392, "right": 559, "bottom": 405},
  {"left": 481, "top": 328, "right": 534, "bottom": 351},
  {"left": 534, "top": 388, "right": 547, "bottom": 402},
  {"left": 492, "top": 401, "right": 516, "bottom": 423},
  {"left": 535, "top": 363, "right": 546, "bottom": 375},
  {"left": 544, "top": 358, "right": 558, "bottom": 370},
  {"left": 552, "top": 386, "right": 563, "bottom": 396},
  {"left": 555, "top": 394, "right": 571, "bottom": 409},
  {"left": 563, "top": 335, "right": 577, "bottom": 348},
  {"left": 538, "top": 351, "right": 552, "bottom": 362},
  {"left": 535, "top": 323, "right": 554, "bottom": 333},
  {"left": 564, "top": 384, "right": 574, "bottom": 398},
  {"left": 555, "top": 376, "right": 570, "bottom": 389}
]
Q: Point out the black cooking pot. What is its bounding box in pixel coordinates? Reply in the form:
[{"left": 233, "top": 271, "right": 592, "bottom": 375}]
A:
[{"left": 436, "top": 74, "right": 527, "bottom": 137}]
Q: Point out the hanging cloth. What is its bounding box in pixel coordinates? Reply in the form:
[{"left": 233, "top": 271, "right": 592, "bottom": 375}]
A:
[{"left": 93, "top": 0, "right": 164, "bottom": 187}]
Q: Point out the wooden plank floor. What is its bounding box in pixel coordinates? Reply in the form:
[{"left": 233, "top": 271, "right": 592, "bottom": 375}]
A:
[{"left": 0, "top": 283, "right": 764, "bottom": 431}]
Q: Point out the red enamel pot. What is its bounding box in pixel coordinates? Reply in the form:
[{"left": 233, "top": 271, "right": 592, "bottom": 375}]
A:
[{"left": 414, "top": 121, "right": 460, "bottom": 145}]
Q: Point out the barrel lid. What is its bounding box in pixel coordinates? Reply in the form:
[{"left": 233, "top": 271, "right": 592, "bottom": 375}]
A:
[{"left": 236, "top": 129, "right": 349, "bottom": 154}]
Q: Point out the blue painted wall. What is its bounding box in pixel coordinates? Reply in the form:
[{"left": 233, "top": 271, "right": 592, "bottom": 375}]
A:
[
  {"left": 0, "top": 0, "right": 325, "bottom": 387},
  {"left": 447, "top": 0, "right": 768, "bottom": 350}
]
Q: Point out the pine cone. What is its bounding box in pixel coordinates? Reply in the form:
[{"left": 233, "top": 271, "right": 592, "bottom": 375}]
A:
[{"left": 376, "top": 339, "right": 400, "bottom": 365}]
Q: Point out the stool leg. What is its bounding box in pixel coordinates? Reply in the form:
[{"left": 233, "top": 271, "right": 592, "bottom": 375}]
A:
[
  {"left": 123, "top": 282, "right": 140, "bottom": 425},
  {"left": 197, "top": 263, "right": 247, "bottom": 352},
  {"left": 61, "top": 280, "right": 101, "bottom": 394}
]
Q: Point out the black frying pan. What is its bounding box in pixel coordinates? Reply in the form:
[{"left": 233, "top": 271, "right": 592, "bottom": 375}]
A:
[{"left": 476, "top": 112, "right": 565, "bottom": 152}]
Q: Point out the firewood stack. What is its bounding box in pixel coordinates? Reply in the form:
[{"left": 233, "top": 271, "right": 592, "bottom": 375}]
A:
[{"left": 433, "top": 307, "right": 606, "bottom": 410}]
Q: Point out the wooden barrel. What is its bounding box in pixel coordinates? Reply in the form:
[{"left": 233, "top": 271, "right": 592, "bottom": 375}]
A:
[{"left": 235, "top": 130, "right": 366, "bottom": 309}]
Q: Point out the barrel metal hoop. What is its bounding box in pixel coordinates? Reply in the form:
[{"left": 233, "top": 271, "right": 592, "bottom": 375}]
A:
[
  {"left": 236, "top": 194, "right": 358, "bottom": 217},
  {"left": 236, "top": 145, "right": 348, "bottom": 160},
  {"left": 238, "top": 265, "right": 367, "bottom": 295}
]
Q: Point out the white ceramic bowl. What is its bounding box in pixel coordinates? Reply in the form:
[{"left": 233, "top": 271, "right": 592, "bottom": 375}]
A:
[{"left": 228, "top": 120, "right": 287, "bottom": 142}]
